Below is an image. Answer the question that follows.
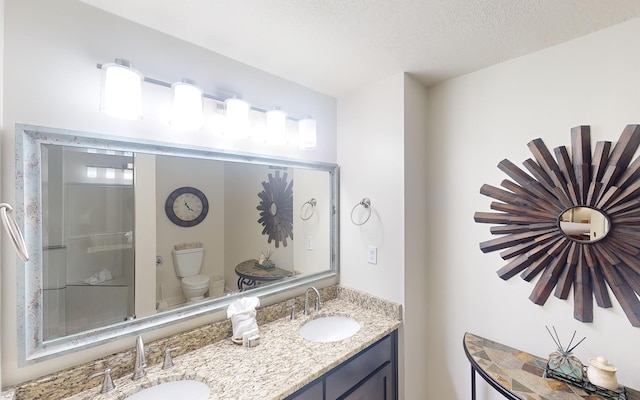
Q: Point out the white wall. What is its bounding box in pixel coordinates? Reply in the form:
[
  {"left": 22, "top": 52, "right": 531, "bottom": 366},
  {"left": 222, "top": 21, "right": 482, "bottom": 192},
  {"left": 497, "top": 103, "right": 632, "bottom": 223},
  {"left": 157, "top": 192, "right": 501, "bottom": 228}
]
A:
[
  {"left": 424, "top": 17, "right": 640, "bottom": 399},
  {"left": 337, "top": 72, "right": 413, "bottom": 398},
  {"left": 403, "top": 74, "right": 429, "bottom": 399},
  {"left": 0, "top": 0, "right": 4, "bottom": 389},
  {"left": 338, "top": 73, "right": 405, "bottom": 305},
  {"left": 1, "top": 0, "right": 336, "bottom": 386}
]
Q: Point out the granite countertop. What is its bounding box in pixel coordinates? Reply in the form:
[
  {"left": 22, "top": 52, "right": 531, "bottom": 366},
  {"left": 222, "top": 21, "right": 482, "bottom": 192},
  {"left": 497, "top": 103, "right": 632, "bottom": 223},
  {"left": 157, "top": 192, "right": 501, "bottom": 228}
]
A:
[{"left": 61, "top": 295, "right": 401, "bottom": 400}]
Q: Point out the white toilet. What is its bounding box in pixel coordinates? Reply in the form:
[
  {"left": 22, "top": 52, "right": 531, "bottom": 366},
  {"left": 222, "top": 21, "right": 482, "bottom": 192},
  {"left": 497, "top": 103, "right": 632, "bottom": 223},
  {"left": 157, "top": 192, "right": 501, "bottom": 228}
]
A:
[{"left": 172, "top": 247, "right": 210, "bottom": 302}]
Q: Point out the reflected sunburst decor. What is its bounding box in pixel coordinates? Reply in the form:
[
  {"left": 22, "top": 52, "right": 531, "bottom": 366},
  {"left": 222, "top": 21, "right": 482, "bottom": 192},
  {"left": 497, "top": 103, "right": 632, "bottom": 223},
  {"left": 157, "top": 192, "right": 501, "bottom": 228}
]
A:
[
  {"left": 257, "top": 170, "right": 294, "bottom": 248},
  {"left": 474, "top": 125, "right": 640, "bottom": 327}
]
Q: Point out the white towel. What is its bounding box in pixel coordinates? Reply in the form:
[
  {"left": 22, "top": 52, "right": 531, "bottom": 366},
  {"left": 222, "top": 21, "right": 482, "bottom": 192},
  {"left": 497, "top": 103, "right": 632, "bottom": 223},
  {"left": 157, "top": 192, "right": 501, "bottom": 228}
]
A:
[{"left": 83, "top": 268, "right": 114, "bottom": 285}]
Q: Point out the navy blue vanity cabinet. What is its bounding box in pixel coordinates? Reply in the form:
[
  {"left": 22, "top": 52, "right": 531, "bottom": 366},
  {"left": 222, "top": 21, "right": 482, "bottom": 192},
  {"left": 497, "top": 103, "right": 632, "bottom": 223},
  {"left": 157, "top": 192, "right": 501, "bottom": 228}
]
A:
[{"left": 286, "top": 330, "right": 398, "bottom": 400}]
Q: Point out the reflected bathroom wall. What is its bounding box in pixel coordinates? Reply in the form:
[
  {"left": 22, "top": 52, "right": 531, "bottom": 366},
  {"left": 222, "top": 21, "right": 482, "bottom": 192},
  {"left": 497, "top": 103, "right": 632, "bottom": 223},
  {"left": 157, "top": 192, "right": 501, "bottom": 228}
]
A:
[
  {"left": 155, "top": 155, "right": 226, "bottom": 310},
  {"left": 559, "top": 206, "right": 609, "bottom": 242}
]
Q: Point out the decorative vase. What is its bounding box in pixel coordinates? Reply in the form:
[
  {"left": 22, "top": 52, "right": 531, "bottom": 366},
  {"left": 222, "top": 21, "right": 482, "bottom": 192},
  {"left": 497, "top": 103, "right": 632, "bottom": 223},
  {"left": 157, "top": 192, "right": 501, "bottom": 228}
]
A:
[{"left": 548, "top": 350, "right": 585, "bottom": 381}]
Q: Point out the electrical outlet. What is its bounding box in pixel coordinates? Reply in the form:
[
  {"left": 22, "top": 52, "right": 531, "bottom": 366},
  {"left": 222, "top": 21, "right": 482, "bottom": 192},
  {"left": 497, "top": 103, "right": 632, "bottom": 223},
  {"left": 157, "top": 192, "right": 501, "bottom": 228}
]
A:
[{"left": 367, "top": 246, "right": 377, "bottom": 264}]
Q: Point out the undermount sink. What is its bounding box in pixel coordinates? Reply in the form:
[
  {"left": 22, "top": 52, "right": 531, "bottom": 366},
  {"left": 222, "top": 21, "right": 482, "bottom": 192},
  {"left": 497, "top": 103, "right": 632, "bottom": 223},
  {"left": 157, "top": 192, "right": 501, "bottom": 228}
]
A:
[
  {"left": 299, "top": 315, "right": 360, "bottom": 343},
  {"left": 125, "top": 380, "right": 210, "bottom": 400}
]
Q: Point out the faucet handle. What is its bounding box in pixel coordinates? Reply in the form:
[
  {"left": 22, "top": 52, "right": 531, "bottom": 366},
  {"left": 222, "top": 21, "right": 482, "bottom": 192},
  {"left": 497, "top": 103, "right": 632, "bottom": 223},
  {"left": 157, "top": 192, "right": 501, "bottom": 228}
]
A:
[
  {"left": 285, "top": 301, "right": 297, "bottom": 320},
  {"left": 162, "top": 345, "right": 182, "bottom": 370},
  {"left": 88, "top": 367, "right": 116, "bottom": 394}
]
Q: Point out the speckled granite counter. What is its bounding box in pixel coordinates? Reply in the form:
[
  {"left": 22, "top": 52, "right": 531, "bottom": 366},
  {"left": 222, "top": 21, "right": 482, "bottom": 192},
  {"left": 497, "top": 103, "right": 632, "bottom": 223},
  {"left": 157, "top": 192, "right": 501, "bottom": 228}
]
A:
[
  {"left": 3, "top": 287, "right": 401, "bottom": 400},
  {"left": 1, "top": 392, "right": 13, "bottom": 400}
]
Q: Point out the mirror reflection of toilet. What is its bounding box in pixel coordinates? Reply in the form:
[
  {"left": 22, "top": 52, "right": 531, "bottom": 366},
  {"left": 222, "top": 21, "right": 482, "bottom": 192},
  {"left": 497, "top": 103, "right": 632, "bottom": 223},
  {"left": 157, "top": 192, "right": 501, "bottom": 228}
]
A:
[{"left": 172, "top": 245, "right": 210, "bottom": 303}]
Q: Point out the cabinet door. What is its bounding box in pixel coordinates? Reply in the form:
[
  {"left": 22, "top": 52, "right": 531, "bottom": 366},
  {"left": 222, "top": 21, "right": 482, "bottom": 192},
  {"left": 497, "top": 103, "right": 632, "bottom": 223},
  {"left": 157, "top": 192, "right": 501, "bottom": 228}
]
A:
[
  {"left": 342, "top": 363, "right": 392, "bottom": 400},
  {"left": 325, "top": 335, "right": 392, "bottom": 399}
]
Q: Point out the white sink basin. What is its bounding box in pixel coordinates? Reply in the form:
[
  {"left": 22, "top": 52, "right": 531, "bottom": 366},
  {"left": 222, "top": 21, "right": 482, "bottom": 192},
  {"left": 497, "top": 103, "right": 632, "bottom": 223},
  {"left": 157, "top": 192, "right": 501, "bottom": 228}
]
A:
[
  {"left": 299, "top": 315, "right": 360, "bottom": 342},
  {"left": 126, "top": 380, "right": 210, "bottom": 400}
]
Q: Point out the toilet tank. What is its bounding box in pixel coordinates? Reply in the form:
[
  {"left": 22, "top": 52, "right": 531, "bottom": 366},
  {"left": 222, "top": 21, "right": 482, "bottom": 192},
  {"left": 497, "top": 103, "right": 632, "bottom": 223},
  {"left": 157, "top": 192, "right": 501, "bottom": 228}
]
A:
[{"left": 172, "top": 247, "right": 204, "bottom": 277}]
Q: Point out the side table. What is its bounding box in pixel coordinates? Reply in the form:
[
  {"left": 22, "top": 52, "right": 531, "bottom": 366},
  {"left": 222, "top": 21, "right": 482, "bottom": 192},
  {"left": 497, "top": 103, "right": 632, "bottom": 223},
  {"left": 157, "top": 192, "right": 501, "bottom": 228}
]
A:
[
  {"left": 235, "top": 259, "right": 294, "bottom": 290},
  {"left": 464, "top": 332, "right": 639, "bottom": 400}
]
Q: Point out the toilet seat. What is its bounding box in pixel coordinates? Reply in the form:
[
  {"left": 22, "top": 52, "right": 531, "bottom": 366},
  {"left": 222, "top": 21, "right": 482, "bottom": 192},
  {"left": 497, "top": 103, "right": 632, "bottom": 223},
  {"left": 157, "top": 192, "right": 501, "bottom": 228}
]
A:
[{"left": 182, "top": 274, "right": 210, "bottom": 288}]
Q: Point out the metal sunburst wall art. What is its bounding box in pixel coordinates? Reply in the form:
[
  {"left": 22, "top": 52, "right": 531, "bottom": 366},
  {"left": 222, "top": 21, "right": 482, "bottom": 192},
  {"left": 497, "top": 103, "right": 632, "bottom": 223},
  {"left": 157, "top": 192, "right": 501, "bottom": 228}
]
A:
[
  {"left": 257, "top": 170, "right": 294, "bottom": 248},
  {"left": 474, "top": 125, "right": 640, "bottom": 327}
]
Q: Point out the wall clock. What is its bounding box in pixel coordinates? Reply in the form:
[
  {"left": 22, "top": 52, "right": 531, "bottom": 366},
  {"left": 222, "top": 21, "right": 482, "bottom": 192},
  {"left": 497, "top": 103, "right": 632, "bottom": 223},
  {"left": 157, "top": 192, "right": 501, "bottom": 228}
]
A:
[
  {"left": 475, "top": 125, "right": 640, "bottom": 327},
  {"left": 165, "top": 186, "right": 209, "bottom": 227}
]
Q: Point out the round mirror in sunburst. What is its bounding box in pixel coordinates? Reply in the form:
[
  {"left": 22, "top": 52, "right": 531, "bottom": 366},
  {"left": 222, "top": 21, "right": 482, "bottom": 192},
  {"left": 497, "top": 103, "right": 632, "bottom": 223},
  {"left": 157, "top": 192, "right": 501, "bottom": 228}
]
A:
[{"left": 474, "top": 124, "right": 640, "bottom": 327}]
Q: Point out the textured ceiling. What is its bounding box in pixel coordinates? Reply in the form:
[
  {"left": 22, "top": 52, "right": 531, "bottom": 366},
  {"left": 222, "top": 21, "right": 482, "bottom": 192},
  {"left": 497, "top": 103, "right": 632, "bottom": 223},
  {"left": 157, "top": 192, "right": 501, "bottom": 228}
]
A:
[{"left": 81, "top": 0, "right": 640, "bottom": 97}]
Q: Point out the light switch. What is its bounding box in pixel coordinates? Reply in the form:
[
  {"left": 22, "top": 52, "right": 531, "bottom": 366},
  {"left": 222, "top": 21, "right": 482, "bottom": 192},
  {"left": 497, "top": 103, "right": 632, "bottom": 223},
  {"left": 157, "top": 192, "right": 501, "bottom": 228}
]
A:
[
  {"left": 367, "top": 246, "right": 377, "bottom": 264},
  {"left": 306, "top": 236, "right": 313, "bottom": 250}
]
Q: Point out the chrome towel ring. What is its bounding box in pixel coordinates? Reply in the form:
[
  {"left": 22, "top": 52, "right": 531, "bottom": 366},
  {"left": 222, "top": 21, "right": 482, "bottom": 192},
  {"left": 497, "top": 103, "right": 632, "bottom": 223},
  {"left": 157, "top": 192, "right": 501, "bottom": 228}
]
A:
[
  {"left": 300, "top": 198, "right": 317, "bottom": 221},
  {"left": 0, "top": 203, "right": 29, "bottom": 262},
  {"left": 351, "top": 198, "right": 372, "bottom": 226}
]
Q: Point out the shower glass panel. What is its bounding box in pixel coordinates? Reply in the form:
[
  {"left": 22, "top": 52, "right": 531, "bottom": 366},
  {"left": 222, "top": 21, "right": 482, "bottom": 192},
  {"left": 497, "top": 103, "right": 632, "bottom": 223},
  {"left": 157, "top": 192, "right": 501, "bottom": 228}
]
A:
[{"left": 42, "top": 144, "right": 134, "bottom": 340}]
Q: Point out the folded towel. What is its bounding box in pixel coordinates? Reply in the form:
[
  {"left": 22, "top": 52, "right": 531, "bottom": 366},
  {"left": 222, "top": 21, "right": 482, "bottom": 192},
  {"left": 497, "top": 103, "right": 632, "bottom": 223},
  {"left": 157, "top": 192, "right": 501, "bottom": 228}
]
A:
[{"left": 83, "top": 268, "right": 114, "bottom": 285}]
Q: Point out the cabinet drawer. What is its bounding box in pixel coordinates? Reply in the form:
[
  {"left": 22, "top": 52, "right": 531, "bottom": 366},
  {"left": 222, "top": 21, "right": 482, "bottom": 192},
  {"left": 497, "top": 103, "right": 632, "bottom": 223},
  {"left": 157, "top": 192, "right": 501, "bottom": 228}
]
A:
[{"left": 325, "top": 335, "right": 392, "bottom": 399}]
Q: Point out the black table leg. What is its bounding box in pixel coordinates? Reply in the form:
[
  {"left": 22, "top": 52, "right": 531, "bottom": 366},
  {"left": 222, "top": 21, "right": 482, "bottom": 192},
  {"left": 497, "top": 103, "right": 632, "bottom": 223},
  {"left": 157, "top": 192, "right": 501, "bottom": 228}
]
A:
[{"left": 471, "top": 365, "right": 476, "bottom": 400}]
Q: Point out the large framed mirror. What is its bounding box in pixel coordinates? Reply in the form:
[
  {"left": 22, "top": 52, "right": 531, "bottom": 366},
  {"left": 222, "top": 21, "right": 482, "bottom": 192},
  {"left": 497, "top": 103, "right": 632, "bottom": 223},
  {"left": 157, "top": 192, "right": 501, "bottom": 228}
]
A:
[
  {"left": 16, "top": 124, "right": 339, "bottom": 364},
  {"left": 474, "top": 125, "right": 640, "bottom": 327}
]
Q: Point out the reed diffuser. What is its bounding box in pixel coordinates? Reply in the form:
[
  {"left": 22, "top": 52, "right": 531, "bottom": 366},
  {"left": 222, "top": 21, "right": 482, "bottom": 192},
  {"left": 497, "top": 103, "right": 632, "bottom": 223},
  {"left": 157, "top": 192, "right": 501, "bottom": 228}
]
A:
[{"left": 545, "top": 326, "right": 586, "bottom": 381}]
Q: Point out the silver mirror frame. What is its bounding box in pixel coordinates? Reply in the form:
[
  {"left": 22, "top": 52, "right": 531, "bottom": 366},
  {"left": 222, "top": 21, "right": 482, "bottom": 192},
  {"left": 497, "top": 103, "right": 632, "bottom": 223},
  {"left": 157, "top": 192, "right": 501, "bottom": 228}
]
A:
[{"left": 16, "top": 123, "right": 339, "bottom": 365}]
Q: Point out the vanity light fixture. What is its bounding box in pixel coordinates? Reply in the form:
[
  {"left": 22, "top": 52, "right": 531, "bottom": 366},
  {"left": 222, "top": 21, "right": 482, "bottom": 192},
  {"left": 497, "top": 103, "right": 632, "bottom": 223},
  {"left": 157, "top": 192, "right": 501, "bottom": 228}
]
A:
[
  {"left": 170, "top": 79, "right": 203, "bottom": 130},
  {"left": 99, "top": 59, "right": 143, "bottom": 120},
  {"left": 298, "top": 116, "right": 317, "bottom": 149},
  {"left": 97, "top": 59, "right": 318, "bottom": 149},
  {"left": 266, "top": 107, "right": 288, "bottom": 145},
  {"left": 224, "top": 97, "right": 251, "bottom": 138}
]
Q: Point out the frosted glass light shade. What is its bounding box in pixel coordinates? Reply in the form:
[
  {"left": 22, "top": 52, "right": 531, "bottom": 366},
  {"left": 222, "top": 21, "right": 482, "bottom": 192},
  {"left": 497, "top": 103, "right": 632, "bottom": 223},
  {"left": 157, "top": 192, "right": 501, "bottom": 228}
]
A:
[
  {"left": 170, "top": 80, "right": 203, "bottom": 130},
  {"left": 225, "top": 97, "right": 251, "bottom": 138},
  {"left": 86, "top": 167, "right": 97, "bottom": 179},
  {"left": 100, "top": 60, "right": 143, "bottom": 120},
  {"left": 298, "top": 117, "right": 317, "bottom": 149},
  {"left": 266, "top": 108, "right": 287, "bottom": 145}
]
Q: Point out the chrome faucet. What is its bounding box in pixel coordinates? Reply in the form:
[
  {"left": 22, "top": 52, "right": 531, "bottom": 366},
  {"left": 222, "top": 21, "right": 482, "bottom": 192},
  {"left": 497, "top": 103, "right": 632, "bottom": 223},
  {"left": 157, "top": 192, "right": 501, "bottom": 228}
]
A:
[
  {"left": 132, "top": 335, "right": 146, "bottom": 380},
  {"left": 304, "top": 286, "right": 322, "bottom": 315}
]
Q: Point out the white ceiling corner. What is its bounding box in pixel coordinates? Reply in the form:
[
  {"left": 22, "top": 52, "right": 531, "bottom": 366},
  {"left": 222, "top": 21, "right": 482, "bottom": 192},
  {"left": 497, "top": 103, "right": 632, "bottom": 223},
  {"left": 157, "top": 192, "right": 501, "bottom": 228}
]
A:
[{"left": 80, "top": 0, "right": 640, "bottom": 97}]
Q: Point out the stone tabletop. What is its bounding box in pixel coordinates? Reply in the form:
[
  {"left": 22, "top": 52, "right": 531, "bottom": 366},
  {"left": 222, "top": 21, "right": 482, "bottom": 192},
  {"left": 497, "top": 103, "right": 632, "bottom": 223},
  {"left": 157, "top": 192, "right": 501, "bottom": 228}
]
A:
[
  {"left": 464, "top": 332, "right": 639, "bottom": 400},
  {"left": 235, "top": 259, "right": 294, "bottom": 280}
]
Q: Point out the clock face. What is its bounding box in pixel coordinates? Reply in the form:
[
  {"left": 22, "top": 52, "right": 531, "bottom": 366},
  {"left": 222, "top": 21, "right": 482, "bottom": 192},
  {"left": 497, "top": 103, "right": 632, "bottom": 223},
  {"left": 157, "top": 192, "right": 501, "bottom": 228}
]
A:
[{"left": 165, "top": 187, "right": 209, "bottom": 227}]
